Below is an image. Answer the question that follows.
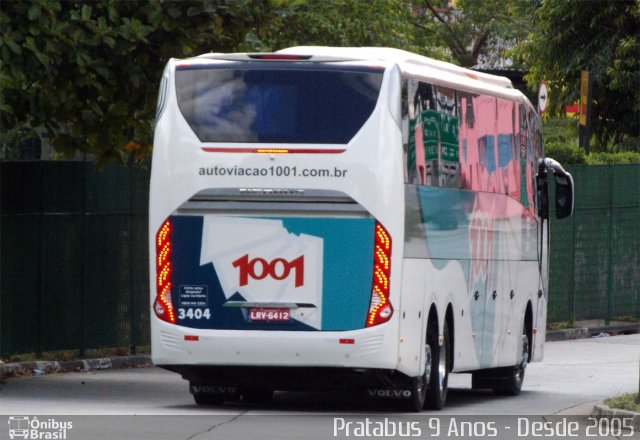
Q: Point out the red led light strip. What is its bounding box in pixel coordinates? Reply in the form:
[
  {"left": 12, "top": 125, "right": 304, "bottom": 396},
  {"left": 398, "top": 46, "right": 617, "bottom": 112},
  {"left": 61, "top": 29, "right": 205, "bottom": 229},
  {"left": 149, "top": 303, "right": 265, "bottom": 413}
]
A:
[
  {"left": 154, "top": 220, "right": 176, "bottom": 324},
  {"left": 366, "top": 222, "right": 393, "bottom": 327}
]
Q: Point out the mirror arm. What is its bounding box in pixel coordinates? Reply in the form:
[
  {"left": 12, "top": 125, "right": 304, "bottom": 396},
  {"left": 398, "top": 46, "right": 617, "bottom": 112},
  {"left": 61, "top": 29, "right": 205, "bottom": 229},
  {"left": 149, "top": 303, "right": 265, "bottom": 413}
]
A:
[
  {"left": 540, "top": 157, "right": 569, "bottom": 176},
  {"left": 539, "top": 157, "right": 575, "bottom": 220},
  {"left": 536, "top": 158, "right": 550, "bottom": 220}
]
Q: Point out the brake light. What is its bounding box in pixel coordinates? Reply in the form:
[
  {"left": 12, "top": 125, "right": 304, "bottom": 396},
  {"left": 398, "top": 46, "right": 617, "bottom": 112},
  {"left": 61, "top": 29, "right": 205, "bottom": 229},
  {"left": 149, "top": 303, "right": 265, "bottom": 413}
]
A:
[
  {"left": 366, "top": 222, "right": 393, "bottom": 327},
  {"left": 154, "top": 219, "right": 176, "bottom": 324},
  {"left": 256, "top": 149, "right": 289, "bottom": 154},
  {"left": 248, "top": 54, "right": 311, "bottom": 60}
]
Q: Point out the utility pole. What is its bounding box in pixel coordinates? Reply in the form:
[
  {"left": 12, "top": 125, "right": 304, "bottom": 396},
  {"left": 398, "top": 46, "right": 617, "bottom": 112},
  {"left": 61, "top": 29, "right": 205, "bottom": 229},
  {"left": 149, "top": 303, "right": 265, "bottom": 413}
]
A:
[{"left": 578, "top": 71, "right": 593, "bottom": 154}]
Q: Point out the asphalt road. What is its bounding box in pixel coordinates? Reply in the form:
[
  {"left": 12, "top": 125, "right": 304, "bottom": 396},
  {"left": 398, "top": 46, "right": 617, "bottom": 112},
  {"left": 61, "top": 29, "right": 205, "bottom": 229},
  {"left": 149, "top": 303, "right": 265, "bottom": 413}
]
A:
[{"left": 1, "top": 334, "right": 639, "bottom": 439}]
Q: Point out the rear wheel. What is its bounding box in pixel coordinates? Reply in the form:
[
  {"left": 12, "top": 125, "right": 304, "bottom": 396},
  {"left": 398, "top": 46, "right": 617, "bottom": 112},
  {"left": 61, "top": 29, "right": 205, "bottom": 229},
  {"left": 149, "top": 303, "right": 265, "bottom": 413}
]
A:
[
  {"left": 193, "top": 393, "right": 225, "bottom": 406},
  {"left": 494, "top": 331, "right": 529, "bottom": 396},
  {"left": 471, "top": 325, "right": 530, "bottom": 396},
  {"left": 241, "top": 388, "right": 274, "bottom": 404},
  {"left": 425, "top": 320, "right": 450, "bottom": 410},
  {"left": 397, "top": 345, "right": 430, "bottom": 412}
]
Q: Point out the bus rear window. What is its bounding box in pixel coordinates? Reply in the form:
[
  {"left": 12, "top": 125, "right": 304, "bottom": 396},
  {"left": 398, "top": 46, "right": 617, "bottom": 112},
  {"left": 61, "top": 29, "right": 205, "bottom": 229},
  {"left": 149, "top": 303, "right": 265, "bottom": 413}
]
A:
[{"left": 175, "top": 65, "right": 384, "bottom": 144}]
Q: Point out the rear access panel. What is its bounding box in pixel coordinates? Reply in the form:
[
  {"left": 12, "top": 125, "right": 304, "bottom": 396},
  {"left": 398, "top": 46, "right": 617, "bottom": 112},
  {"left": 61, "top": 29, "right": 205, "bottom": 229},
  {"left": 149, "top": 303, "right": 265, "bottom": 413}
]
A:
[{"left": 167, "top": 189, "right": 376, "bottom": 332}]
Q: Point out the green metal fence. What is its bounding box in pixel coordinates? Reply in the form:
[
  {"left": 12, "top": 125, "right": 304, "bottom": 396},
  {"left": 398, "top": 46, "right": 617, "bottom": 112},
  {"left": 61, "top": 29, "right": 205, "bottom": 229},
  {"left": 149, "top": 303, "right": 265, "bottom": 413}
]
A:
[
  {"left": 549, "top": 164, "right": 640, "bottom": 323},
  {"left": 0, "top": 162, "right": 638, "bottom": 356},
  {"left": 0, "top": 161, "right": 150, "bottom": 356}
]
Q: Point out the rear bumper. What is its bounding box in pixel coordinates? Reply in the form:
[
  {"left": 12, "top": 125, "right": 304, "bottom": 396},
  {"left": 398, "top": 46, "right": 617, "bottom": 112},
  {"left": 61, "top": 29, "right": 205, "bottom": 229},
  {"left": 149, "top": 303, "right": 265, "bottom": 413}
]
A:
[{"left": 151, "top": 319, "right": 399, "bottom": 370}]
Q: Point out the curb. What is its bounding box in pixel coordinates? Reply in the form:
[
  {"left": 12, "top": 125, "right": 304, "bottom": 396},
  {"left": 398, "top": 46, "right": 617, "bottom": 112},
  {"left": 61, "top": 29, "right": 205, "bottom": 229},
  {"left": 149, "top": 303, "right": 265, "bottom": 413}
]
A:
[
  {"left": 546, "top": 322, "right": 640, "bottom": 342},
  {"left": 592, "top": 404, "right": 640, "bottom": 431},
  {"left": 0, "top": 355, "right": 151, "bottom": 379},
  {"left": 546, "top": 327, "right": 590, "bottom": 341}
]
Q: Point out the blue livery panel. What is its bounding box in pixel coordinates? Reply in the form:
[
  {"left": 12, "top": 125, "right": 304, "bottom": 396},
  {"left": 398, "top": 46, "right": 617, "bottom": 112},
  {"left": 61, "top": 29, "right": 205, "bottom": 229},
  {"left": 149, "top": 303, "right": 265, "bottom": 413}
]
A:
[{"left": 169, "top": 215, "right": 375, "bottom": 331}]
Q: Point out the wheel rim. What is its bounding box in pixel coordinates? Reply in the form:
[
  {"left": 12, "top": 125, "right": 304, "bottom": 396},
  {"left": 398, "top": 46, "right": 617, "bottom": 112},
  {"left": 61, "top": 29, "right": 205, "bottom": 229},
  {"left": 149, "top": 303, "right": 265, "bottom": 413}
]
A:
[
  {"left": 437, "top": 336, "right": 447, "bottom": 391},
  {"left": 515, "top": 334, "right": 529, "bottom": 383},
  {"left": 420, "top": 345, "right": 431, "bottom": 395},
  {"left": 424, "top": 345, "right": 431, "bottom": 379}
]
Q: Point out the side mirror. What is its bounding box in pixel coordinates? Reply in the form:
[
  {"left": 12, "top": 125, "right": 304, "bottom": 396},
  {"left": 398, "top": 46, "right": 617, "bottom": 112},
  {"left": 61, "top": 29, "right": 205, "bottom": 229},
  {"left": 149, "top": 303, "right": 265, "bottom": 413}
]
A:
[
  {"left": 553, "top": 170, "right": 574, "bottom": 219},
  {"left": 537, "top": 158, "right": 574, "bottom": 220}
]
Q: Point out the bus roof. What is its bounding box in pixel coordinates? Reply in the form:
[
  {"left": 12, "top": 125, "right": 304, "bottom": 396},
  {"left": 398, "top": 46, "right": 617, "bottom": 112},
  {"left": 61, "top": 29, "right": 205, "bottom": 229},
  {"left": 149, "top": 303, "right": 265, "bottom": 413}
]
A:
[
  {"left": 191, "top": 46, "right": 526, "bottom": 104},
  {"left": 196, "top": 46, "right": 512, "bottom": 89},
  {"left": 277, "top": 46, "right": 514, "bottom": 89}
]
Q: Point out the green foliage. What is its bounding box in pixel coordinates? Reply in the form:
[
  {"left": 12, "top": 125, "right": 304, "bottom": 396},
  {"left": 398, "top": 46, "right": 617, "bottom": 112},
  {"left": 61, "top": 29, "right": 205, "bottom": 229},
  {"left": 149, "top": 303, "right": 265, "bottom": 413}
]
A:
[
  {"left": 0, "top": 0, "right": 304, "bottom": 164},
  {"left": 542, "top": 117, "right": 585, "bottom": 164},
  {"left": 586, "top": 151, "right": 640, "bottom": 165},
  {"left": 545, "top": 145, "right": 640, "bottom": 165},
  {"left": 543, "top": 116, "right": 579, "bottom": 145},
  {"left": 544, "top": 142, "right": 587, "bottom": 165},
  {"left": 604, "top": 393, "right": 640, "bottom": 413},
  {"left": 513, "top": 0, "right": 640, "bottom": 146},
  {"left": 419, "top": 0, "right": 533, "bottom": 68},
  {"left": 255, "top": 0, "right": 448, "bottom": 60},
  {"left": 546, "top": 320, "right": 577, "bottom": 331},
  {"left": 543, "top": 117, "right": 640, "bottom": 164}
]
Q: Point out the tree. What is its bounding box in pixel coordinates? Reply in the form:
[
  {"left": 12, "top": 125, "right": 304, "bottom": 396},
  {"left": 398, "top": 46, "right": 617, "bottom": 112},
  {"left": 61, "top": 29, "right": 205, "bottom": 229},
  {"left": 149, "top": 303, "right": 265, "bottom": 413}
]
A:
[
  {"left": 513, "top": 0, "right": 640, "bottom": 149},
  {"left": 255, "top": 0, "right": 448, "bottom": 60},
  {"left": 416, "top": 0, "right": 533, "bottom": 68},
  {"left": 0, "top": 0, "right": 303, "bottom": 164}
]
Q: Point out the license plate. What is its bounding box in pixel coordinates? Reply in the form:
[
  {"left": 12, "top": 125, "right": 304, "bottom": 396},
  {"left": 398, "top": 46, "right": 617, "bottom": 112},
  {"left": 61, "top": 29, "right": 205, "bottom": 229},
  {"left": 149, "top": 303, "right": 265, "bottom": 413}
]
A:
[{"left": 249, "top": 308, "right": 291, "bottom": 322}]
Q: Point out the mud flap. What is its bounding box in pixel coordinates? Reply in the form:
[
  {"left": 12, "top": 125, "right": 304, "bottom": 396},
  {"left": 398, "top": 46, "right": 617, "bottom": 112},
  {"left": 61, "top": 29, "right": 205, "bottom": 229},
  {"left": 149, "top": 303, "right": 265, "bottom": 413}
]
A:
[
  {"left": 367, "top": 388, "right": 415, "bottom": 400},
  {"left": 190, "top": 383, "right": 241, "bottom": 399}
]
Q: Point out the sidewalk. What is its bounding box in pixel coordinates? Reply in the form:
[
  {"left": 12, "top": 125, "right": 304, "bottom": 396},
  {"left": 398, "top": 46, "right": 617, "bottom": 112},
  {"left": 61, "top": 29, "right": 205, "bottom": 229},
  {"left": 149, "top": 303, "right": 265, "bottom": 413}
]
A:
[
  {"left": 545, "top": 319, "right": 640, "bottom": 342},
  {"left": 557, "top": 403, "right": 640, "bottom": 431},
  {"left": 546, "top": 319, "right": 640, "bottom": 428},
  {"left": 0, "top": 354, "right": 151, "bottom": 379}
]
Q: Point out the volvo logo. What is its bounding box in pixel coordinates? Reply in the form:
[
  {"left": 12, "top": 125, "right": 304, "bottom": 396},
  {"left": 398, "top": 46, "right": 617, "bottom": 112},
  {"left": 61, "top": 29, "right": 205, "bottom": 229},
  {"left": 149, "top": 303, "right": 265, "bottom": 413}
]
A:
[
  {"left": 190, "top": 385, "right": 238, "bottom": 395},
  {"left": 367, "top": 389, "right": 413, "bottom": 399}
]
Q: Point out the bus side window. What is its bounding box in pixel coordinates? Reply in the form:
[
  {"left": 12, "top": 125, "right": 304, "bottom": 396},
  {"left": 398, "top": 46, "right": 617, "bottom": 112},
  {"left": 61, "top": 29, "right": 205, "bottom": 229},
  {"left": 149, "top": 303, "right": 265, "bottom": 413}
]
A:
[
  {"left": 406, "top": 79, "right": 424, "bottom": 185},
  {"left": 418, "top": 82, "right": 438, "bottom": 186},
  {"left": 435, "top": 86, "right": 461, "bottom": 188},
  {"left": 402, "top": 78, "right": 409, "bottom": 184},
  {"left": 405, "top": 81, "right": 463, "bottom": 189}
]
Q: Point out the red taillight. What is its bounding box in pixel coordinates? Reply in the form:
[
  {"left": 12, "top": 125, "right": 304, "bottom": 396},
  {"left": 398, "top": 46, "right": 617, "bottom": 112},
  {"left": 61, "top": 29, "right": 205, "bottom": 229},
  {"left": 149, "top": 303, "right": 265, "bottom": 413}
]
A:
[
  {"left": 154, "top": 219, "right": 176, "bottom": 324},
  {"left": 366, "top": 222, "right": 393, "bottom": 327}
]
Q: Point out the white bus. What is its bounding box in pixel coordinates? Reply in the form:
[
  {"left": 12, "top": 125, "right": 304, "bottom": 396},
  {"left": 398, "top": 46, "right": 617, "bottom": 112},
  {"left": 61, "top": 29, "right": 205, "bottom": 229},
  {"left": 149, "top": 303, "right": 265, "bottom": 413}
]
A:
[{"left": 150, "top": 47, "right": 574, "bottom": 411}]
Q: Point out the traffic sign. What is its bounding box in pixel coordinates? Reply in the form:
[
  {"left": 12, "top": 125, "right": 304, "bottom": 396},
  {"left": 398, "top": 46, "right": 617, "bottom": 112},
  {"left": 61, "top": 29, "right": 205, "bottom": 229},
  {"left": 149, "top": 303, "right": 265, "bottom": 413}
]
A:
[{"left": 538, "top": 81, "right": 548, "bottom": 115}]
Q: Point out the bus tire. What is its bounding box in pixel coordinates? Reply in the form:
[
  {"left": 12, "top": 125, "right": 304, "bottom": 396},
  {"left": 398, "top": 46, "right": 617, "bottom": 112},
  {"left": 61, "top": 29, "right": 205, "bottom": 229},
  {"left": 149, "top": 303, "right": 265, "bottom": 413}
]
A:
[
  {"left": 242, "top": 388, "right": 274, "bottom": 404},
  {"left": 494, "top": 330, "right": 529, "bottom": 396},
  {"left": 193, "top": 393, "right": 225, "bottom": 406},
  {"left": 473, "top": 327, "right": 529, "bottom": 396},
  {"left": 397, "top": 362, "right": 428, "bottom": 412},
  {"left": 425, "top": 320, "right": 450, "bottom": 410}
]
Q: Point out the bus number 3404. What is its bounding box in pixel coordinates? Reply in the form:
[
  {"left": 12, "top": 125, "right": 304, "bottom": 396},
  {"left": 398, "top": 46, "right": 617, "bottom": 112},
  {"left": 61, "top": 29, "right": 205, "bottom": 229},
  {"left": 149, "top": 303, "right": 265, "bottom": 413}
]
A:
[{"left": 178, "top": 308, "right": 211, "bottom": 320}]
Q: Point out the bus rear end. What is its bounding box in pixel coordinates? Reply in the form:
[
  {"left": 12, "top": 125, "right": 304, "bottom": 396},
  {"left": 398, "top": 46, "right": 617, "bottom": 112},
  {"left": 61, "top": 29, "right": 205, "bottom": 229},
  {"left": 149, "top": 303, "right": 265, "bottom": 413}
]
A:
[{"left": 150, "top": 53, "right": 406, "bottom": 403}]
